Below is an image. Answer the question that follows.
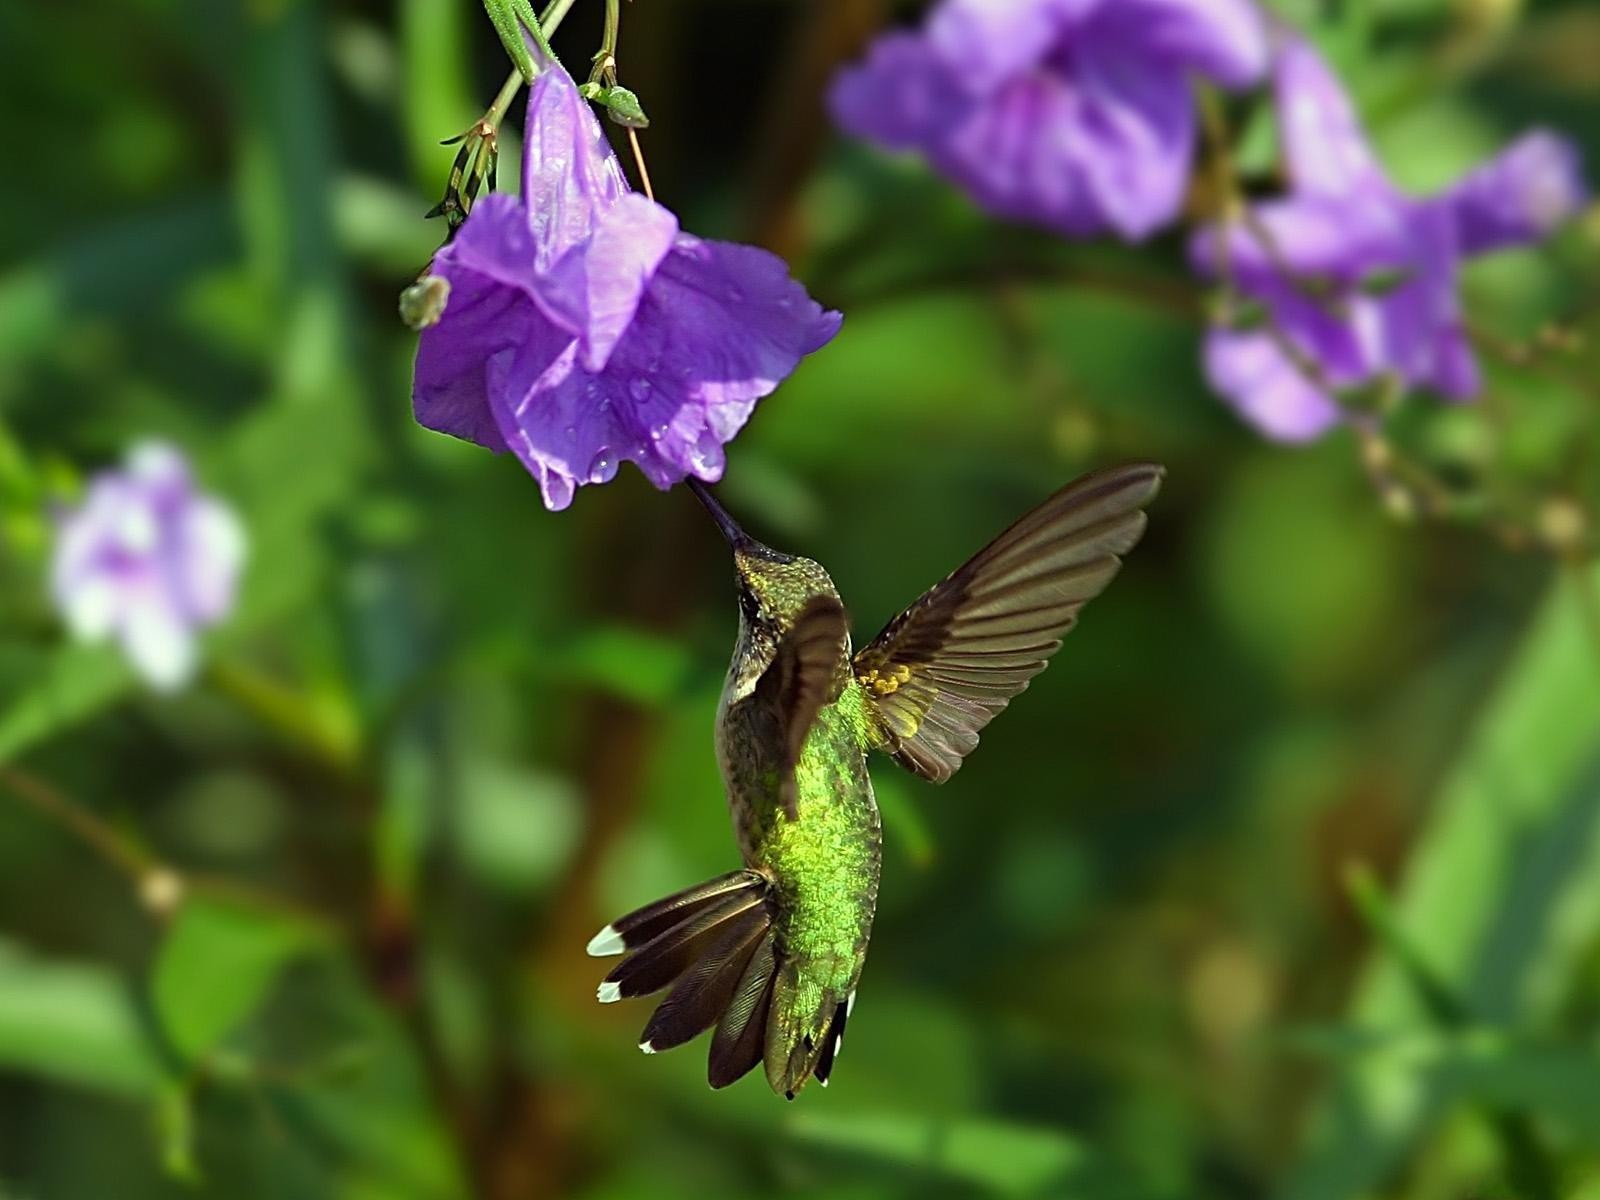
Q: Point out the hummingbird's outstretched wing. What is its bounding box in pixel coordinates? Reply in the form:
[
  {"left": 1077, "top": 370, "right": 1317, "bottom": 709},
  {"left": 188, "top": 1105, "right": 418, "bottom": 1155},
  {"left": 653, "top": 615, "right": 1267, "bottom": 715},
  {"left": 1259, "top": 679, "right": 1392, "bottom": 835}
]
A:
[
  {"left": 753, "top": 594, "right": 851, "bottom": 818},
  {"left": 853, "top": 462, "right": 1163, "bottom": 783}
]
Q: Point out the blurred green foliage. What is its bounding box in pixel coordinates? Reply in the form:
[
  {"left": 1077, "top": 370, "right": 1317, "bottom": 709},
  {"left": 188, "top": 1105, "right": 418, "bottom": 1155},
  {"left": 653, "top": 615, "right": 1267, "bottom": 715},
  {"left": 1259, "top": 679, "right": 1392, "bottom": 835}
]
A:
[{"left": 2, "top": 1, "right": 1600, "bottom": 1198}]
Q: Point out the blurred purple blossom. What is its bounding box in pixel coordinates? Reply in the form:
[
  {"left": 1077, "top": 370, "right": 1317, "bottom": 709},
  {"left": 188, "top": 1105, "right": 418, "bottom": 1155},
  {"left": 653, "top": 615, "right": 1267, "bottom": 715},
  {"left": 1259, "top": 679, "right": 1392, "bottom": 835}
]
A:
[
  {"left": 830, "top": 0, "right": 1269, "bottom": 240},
  {"left": 1192, "top": 39, "right": 1587, "bottom": 441},
  {"left": 50, "top": 443, "right": 246, "bottom": 691},
  {"left": 413, "top": 61, "right": 842, "bottom": 511}
]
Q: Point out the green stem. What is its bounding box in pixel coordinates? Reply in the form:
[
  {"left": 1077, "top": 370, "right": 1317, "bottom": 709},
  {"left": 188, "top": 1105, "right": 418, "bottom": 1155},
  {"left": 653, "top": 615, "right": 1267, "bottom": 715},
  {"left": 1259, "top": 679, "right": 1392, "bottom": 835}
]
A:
[
  {"left": 0, "top": 763, "right": 152, "bottom": 884},
  {"left": 206, "top": 659, "right": 361, "bottom": 778},
  {"left": 539, "top": 0, "right": 581, "bottom": 36},
  {"left": 596, "top": 0, "right": 620, "bottom": 80}
]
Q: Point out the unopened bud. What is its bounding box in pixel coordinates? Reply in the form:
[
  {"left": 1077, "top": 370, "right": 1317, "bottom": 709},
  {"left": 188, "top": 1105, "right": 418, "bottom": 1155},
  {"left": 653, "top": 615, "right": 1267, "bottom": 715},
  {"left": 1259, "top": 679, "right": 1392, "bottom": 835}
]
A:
[
  {"left": 600, "top": 85, "right": 649, "bottom": 130},
  {"left": 400, "top": 275, "right": 451, "bottom": 331},
  {"left": 1382, "top": 486, "right": 1417, "bottom": 523},
  {"left": 139, "top": 867, "right": 185, "bottom": 917},
  {"left": 1538, "top": 496, "right": 1588, "bottom": 554},
  {"left": 1359, "top": 435, "right": 1394, "bottom": 474}
]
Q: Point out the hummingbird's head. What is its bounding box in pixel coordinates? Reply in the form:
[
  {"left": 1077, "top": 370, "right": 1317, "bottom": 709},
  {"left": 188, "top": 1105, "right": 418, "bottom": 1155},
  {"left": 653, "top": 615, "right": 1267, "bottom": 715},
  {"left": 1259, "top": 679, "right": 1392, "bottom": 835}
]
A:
[{"left": 687, "top": 480, "right": 837, "bottom": 635}]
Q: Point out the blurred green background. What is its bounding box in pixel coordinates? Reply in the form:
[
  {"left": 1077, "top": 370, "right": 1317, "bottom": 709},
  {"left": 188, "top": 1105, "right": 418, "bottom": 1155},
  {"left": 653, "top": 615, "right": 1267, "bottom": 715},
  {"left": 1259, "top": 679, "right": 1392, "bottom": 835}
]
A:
[{"left": 3, "top": 1, "right": 1600, "bottom": 1197}]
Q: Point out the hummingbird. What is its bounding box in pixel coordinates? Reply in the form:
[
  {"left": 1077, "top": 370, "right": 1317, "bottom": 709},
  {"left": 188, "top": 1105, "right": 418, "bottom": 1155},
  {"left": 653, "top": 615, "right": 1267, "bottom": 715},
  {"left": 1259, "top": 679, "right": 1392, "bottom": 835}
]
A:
[{"left": 587, "top": 463, "right": 1164, "bottom": 1098}]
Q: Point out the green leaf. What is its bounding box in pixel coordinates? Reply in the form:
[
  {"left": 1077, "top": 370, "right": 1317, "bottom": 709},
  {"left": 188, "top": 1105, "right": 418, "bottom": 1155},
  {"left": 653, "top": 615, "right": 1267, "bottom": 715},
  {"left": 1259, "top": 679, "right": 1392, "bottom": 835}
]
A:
[
  {"left": 150, "top": 896, "right": 322, "bottom": 1062},
  {"left": 0, "top": 939, "right": 162, "bottom": 1097},
  {"left": 0, "top": 641, "right": 133, "bottom": 766},
  {"left": 546, "top": 626, "right": 694, "bottom": 707},
  {"left": 1286, "top": 564, "right": 1600, "bottom": 1200},
  {"left": 788, "top": 1110, "right": 1098, "bottom": 1196}
]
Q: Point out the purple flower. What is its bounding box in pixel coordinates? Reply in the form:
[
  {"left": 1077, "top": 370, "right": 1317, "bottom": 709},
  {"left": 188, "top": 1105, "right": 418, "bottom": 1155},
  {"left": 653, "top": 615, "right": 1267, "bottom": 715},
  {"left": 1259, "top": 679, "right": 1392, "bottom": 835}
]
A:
[
  {"left": 830, "top": 0, "right": 1269, "bottom": 240},
  {"left": 1192, "top": 38, "right": 1587, "bottom": 441},
  {"left": 413, "top": 61, "right": 842, "bottom": 510},
  {"left": 50, "top": 443, "right": 246, "bottom": 691}
]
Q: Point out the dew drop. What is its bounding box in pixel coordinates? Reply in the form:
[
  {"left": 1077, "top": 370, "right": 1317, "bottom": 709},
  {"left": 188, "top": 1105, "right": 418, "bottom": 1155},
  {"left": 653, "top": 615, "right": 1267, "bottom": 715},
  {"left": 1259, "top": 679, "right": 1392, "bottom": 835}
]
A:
[
  {"left": 629, "top": 376, "right": 653, "bottom": 403},
  {"left": 588, "top": 451, "right": 618, "bottom": 483}
]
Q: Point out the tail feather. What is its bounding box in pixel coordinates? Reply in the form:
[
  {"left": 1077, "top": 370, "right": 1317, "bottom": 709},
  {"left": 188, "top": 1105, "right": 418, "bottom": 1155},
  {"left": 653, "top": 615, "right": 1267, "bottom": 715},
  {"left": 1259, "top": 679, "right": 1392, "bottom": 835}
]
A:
[
  {"left": 707, "top": 933, "right": 778, "bottom": 1089},
  {"left": 813, "top": 991, "right": 853, "bottom": 1087},
  {"left": 640, "top": 909, "right": 769, "bottom": 1053},
  {"left": 587, "top": 869, "right": 765, "bottom": 957},
  {"left": 598, "top": 887, "right": 768, "bottom": 1002}
]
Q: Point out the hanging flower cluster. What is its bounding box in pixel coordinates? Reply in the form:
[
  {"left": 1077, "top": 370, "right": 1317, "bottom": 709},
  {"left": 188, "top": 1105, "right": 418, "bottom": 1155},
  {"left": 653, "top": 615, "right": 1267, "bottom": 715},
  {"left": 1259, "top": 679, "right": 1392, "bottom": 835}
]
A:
[
  {"left": 831, "top": 0, "right": 1269, "bottom": 241},
  {"left": 50, "top": 443, "right": 246, "bottom": 691},
  {"left": 1190, "top": 38, "right": 1588, "bottom": 440},
  {"left": 413, "top": 57, "right": 842, "bottom": 510},
  {"left": 830, "top": 0, "right": 1588, "bottom": 442}
]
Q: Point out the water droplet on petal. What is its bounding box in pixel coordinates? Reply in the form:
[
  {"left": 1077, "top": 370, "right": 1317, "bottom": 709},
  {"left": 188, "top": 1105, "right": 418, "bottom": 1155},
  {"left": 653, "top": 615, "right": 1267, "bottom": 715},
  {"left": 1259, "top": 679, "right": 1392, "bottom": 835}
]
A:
[
  {"left": 629, "top": 376, "right": 653, "bottom": 403},
  {"left": 649, "top": 423, "right": 668, "bottom": 442},
  {"left": 588, "top": 452, "right": 617, "bottom": 483},
  {"left": 564, "top": 425, "right": 577, "bottom": 441}
]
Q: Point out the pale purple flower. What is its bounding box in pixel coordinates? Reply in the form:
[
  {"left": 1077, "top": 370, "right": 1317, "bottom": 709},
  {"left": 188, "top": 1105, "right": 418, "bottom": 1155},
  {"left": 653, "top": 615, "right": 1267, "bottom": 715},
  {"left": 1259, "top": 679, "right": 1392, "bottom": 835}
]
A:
[
  {"left": 50, "top": 443, "right": 246, "bottom": 691},
  {"left": 830, "top": 0, "right": 1269, "bottom": 240},
  {"left": 413, "top": 60, "right": 842, "bottom": 510},
  {"left": 1192, "top": 39, "right": 1587, "bottom": 441}
]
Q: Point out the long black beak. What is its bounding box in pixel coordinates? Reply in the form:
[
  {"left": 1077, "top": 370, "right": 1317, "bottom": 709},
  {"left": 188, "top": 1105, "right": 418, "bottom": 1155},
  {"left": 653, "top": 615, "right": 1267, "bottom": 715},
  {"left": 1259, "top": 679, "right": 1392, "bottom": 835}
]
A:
[{"left": 687, "top": 478, "right": 748, "bottom": 548}]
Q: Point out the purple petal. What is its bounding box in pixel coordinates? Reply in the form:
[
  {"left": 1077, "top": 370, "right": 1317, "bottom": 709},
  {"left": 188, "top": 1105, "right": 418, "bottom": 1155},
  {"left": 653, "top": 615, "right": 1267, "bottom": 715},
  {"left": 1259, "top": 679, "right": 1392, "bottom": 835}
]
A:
[
  {"left": 412, "top": 260, "right": 527, "bottom": 453},
  {"left": 933, "top": 73, "right": 1119, "bottom": 238},
  {"left": 520, "top": 63, "right": 631, "bottom": 268},
  {"left": 1091, "top": 0, "right": 1268, "bottom": 88},
  {"left": 1366, "top": 202, "right": 1470, "bottom": 394},
  {"left": 487, "top": 339, "right": 634, "bottom": 511},
  {"left": 927, "top": 0, "right": 1094, "bottom": 95},
  {"left": 1276, "top": 37, "right": 1385, "bottom": 197},
  {"left": 1204, "top": 328, "right": 1345, "bottom": 442},
  {"left": 1068, "top": 40, "right": 1198, "bottom": 239},
  {"left": 120, "top": 591, "right": 198, "bottom": 692},
  {"left": 1445, "top": 130, "right": 1587, "bottom": 256},
  {"left": 175, "top": 498, "right": 247, "bottom": 623},
  {"left": 485, "top": 236, "right": 842, "bottom": 508},
  {"left": 1191, "top": 193, "right": 1414, "bottom": 288},
  {"left": 829, "top": 31, "right": 971, "bottom": 152},
  {"left": 541, "top": 193, "right": 679, "bottom": 372}
]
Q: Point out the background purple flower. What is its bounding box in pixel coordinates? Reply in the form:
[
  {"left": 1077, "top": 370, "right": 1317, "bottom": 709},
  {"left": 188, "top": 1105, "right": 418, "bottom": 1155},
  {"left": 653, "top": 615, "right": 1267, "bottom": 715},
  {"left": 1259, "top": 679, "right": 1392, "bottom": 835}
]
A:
[
  {"left": 414, "top": 62, "right": 842, "bottom": 511},
  {"left": 50, "top": 442, "right": 246, "bottom": 691},
  {"left": 1192, "top": 39, "right": 1587, "bottom": 441},
  {"left": 830, "top": 0, "right": 1269, "bottom": 241}
]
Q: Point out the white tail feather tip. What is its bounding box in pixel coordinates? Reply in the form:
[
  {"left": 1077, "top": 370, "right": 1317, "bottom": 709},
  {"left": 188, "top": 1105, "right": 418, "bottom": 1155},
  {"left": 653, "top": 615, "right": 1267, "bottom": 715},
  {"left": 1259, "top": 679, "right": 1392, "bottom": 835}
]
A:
[
  {"left": 586, "top": 925, "right": 625, "bottom": 957},
  {"left": 639, "top": 1040, "right": 656, "bottom": 1055},
  {"left": 597, "top": 981, "right": 621, "bottom": 1004}
]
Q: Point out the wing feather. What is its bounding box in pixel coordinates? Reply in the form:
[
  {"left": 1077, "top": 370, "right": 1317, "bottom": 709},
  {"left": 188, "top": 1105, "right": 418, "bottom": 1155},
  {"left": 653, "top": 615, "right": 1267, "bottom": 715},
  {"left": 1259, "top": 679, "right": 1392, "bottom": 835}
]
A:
[
  {"left": 853, "top": 463, "right": 1163, "bottom": 783},
  {"left": 752, "top": 594, "right": 851, "bottom": 818}
]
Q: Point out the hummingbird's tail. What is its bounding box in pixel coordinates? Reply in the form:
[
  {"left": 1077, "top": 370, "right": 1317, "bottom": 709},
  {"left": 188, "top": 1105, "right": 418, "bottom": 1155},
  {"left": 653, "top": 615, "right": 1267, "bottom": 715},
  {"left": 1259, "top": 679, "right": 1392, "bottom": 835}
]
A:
[{"left": 588, "top": 869, "right": 782, "bottom": 1087}]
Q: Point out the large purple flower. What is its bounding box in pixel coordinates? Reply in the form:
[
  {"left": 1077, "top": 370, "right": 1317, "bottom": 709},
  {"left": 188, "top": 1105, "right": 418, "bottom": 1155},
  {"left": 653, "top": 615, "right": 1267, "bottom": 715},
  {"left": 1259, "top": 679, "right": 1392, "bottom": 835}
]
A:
[
  {"left": 830, "top": 0, "right": 1269, "bottom": 240},
  {"left": 1192, "top": 38, "right": 1587, "bottom": 441},
  {"left": 50, "top": 443, "right": 246, "bottom": 691},
  {"left": 413, "top": 61, "right": 842, "bottom": 510}
]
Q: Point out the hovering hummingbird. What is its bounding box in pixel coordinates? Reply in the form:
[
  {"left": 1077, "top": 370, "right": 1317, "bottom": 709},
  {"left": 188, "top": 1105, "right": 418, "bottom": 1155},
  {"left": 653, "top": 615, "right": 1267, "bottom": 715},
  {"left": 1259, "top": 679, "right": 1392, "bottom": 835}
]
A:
[{"left": 587, "top": 463, "right": 1164, "bottom": 1098}]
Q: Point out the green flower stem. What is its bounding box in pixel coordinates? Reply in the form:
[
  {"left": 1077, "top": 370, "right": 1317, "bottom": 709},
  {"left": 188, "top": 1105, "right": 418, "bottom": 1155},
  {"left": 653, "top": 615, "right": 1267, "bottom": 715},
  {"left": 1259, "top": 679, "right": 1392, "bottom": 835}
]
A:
[
  {"left": 473, "top": 0, "right": 581, "bottom": 139},
  {"left": 481, "top": 0, "right": 556, "bottom": 81},
  {"left": 539, "top": 0, "right": 582, "bottom": 37},
  {"left": 596, "top": 0, "right": 620, "bottom": 80}
]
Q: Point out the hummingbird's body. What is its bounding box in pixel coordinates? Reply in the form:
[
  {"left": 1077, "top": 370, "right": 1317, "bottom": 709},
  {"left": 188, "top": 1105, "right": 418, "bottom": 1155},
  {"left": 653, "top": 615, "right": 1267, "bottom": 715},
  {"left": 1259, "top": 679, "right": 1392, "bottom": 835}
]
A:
[
  {"left": 589, "top": 464, "right": 1164, "bottom": 1098},
  {"left": 715, "top": 551, "right": 880, "bottom": 1093}
]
